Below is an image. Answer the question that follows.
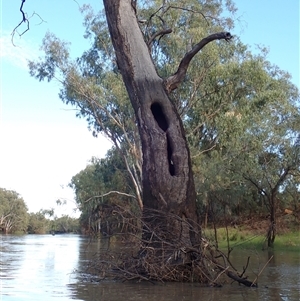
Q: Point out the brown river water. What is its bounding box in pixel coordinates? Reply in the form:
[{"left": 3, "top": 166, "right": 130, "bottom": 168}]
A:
[{"left": 1, "top": 234, "right": 299, "bottom": 301}]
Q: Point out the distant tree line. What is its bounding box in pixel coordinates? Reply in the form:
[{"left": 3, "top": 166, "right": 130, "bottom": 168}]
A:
[{"left": 0, "top": 188, "right": 80, "bottom": 234}]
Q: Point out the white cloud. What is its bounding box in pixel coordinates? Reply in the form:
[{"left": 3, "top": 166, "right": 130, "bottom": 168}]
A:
[
  {"left": 0, "top": 122, "right": 112, "bottom": 215},
  {"left": 0, "top": 29, "right": 113, "bottom": 217},
  {"left": 0, "top": 30, "right": 40, "bottom": 70}
]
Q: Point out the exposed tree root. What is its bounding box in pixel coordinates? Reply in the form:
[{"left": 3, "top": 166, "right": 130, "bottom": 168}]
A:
[{"left": 87, "top": 206, "right": 258, "bottom": 287}]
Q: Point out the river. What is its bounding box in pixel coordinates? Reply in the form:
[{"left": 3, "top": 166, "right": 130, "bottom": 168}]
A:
[{"left": 0, "top": 234, "right": 299, "bottom": 301}]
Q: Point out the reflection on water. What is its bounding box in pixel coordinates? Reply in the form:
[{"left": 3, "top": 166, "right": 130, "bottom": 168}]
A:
[
  {"left": 1, "top": 234, "right": 299, "bottom": 301},
  {"left": 1, "top": 234, "right": 81, "bottom": 300}
]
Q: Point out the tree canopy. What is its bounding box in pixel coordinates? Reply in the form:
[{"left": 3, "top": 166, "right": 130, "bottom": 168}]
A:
[{"left": 0, "top": 188, "right": 28, "bottom": 233}]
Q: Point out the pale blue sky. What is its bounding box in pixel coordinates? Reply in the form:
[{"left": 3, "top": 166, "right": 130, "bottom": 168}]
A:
[{"left": 0, "top": 0, "right": 299, "bottom": 215}]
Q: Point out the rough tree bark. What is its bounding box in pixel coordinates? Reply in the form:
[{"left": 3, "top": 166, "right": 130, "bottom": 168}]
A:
[{"left": 103, "top": 0, "right": 232, "bottom": 249}]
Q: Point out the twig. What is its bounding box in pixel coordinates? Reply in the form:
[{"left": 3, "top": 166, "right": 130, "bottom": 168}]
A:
[
  {"left": 85, "top": 206, "right": 258, "bottom": 286},
  {"left": 240, "top": 256, "right": 250, "bottom": 278},
  {"left": 84, "top": 191, "right": 136, "bottom": 203},
  {"left": 213, "top": 266, "right": 229, "bottom": 283},
  {"left": 11, "top": 0, "right": 29, "bottom": 45},
  {"left": 251, "top": 255, "right": 273, "bottom": 287},
  {"left": 11, "top": 0, "right": 46, "bottom": 46},
  {"left": 147, "top": 28, "right": 172, "bottom": 48}
]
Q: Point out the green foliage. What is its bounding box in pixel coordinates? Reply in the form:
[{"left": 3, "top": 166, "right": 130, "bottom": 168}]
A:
[
  {"left": 27, "top": 212, "right": 80, "bottom": 234},
  {"left": 69, "top": 149, "right": 138, "bottom": 233},
  {"left": 182, "top": 29, "right": 300, "bottom": 228},
  {"left": 53, "top": 215, "right": 80, "bottom": 233},
  {"left": 27, "top": 211, "right": 50, "bottom": 234},
  {"left": 204, "top": 227, "right": 300, "bottom": 252},
  {"left": 0, "top": 188, "right": 28, "bottom": 234},
  {"left": 29, "top": 7, "right": 143, "bottom": 208}
]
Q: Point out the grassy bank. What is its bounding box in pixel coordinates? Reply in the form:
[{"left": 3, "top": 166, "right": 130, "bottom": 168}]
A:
[{"left": 202, "top": 227, "right": 300, "bottom": 252}]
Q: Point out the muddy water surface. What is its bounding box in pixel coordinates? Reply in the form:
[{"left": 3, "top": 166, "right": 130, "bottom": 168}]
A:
[{"left": 1, "top": 234, "right": 299, "bottom": 301}]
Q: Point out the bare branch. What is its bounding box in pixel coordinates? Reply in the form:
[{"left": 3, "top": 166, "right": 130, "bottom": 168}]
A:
[
  {"left": 147, "top": 28, "right": 172, "bottom": 48},
  {"left": 84, "top": 191, "right": 136, "bottom": 203},
  {"left": 191, "top": 144, "right": 216, "bottom": 157},
  {"left": 165, "top": 32, "right": 233, "bottom": 92},
  {"left": 149, "top": 5, "right": 220, "bottom": 27},
  {"left": 11, "top": 0, "right": 28, "bottom": 45},
  {"left": 251, "top": 255, "right": 273, "bottom": 287},
  {"left": 11, "top": 0, "right": 46, "bottom": 46},
  {"left": 243, "top": 174, "right": 270, "bottom": 199},
  {"left": 272, "top": 165, "right": 292, "bottom": 196},
  {"left": 86, "top": 206, "right": 258, "bottom": 286},
  {"left": 163, "top": 5, "right": 212, "bottom": 26}
]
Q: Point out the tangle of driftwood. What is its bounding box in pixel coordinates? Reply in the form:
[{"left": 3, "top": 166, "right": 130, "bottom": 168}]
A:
[{"left": 84, "top": 205, "right": 260, "bottom": 287}]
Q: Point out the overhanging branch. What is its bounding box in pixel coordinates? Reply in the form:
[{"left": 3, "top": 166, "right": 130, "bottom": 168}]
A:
[
  {"left": 11, "top": 0, "right": 46, "bottom": 46},
  {"left": 165, "top": 32, "right": 232, "bottom": 92},
  {"left": 11, "top": 0, "right": 29, "bottom": 45}
]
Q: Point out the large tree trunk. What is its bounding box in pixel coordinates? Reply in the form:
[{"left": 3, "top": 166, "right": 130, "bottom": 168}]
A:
[
  {"left": 99, "top": 1, "right": 255, "bottom": 286},
  {"left": 103, "top": 0, "right": 199, "bottom": 247}
]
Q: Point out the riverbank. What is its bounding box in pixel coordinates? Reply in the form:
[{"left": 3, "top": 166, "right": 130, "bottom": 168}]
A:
[{"left": 203, "top": 224, "right": 300, "bottom": 252}]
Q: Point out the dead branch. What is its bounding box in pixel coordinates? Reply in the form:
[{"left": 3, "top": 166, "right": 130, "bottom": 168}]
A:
[
  {"left": 147, "top": 28, "right": 172, "bottom": 48},
  {"left": 251, "top": 255, "right": 273, "bottom": 287},
  {"left": 165, "top": 32, "right": 233, "bottom": 92},
  {"left": 84, "top": 191, "right": 136, "bottom": 203},
  {"left": 146, "top": 4, "right": 219, "bottom": 30},
  {"left": 240, "top": 256, "right": 250, "bottom": 278},
  {"left": 144, "top": 4, "right": 219, "bottom": 50},
  {"left": 11, "top": 0, "right": 46, "bottom": 46},
  {"left": 145, "top": 11, "right": 172, "bottom": 49},
  {"left": 226, "top": 271, "right": 256, "bottom": 287},
  {"left": 13, "top": 0, "right": 28, "bottom": 35}
]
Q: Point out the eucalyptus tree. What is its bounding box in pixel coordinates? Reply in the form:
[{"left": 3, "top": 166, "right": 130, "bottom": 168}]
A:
[
  {"left": 26, "top": 0, "right": 300, "bottom": 284},
  {"left": 53, "top": 215, "right": 80, "bottom": 233},
  {"left": 0, "top": 188, "right": 28, "bottom": 234},
  {"left": 69, "top": 149, "right": 137, "bottom": 233},
  {"left": 27, "top": 211, "right": 50, "bottom": 234},
  {"left": 187, "top": 44, "right": 300, "bottom": 244},
  {"left": 219, "top": 57, "right": 300, "bottom": 246},
  {"left": 29, "top": 0, "right": 235, "bottom": 250},
  {"left": 69, "top": 159, "right": 106, "bottom": 232},
  {"left": 29, "top": 10, "right": 143, "bottom": 209},
  {"left": 99, "top": 0, "right": 236, "bottom": 253},
  {"left": 28, "top": 0, "right": 300, "bottom": 251},
  {"left": 240, "top": 112, "right": 299, "bottom": 246}
]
